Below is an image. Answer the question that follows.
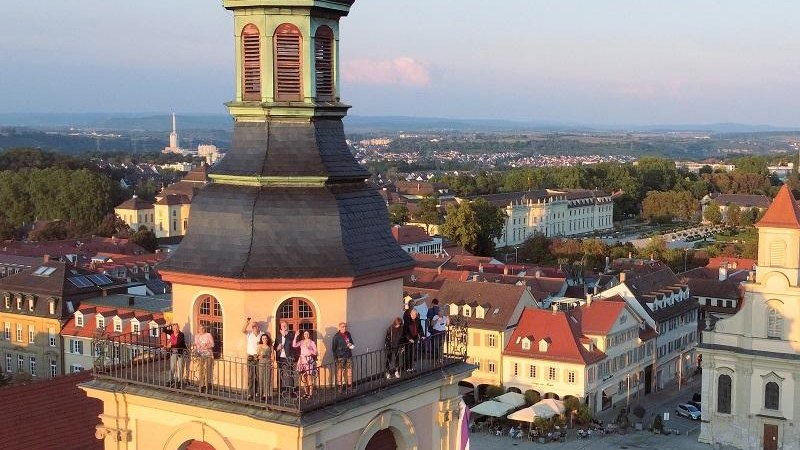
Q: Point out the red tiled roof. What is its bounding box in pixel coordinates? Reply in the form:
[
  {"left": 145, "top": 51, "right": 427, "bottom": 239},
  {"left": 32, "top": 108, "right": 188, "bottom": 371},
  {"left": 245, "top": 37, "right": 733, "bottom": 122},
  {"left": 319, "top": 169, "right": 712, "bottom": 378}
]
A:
[
  {"left": 0, "top": 371, "right": 102, "bottom": 450},
  {"left": 391, "top": 225, "right": 433, "bottom": 245},
  {"left": 757, "top": 184, "right": 800, "bottom": 229},
  {"left": 436, "top": 279, "right": 528, "bottom": 331},
  {"left": 706, "top": 257, "right": 756, "bottom": 271},
  {"left": 503, "top": 307, "right": 606, "bottom": 364},
  {"left": 63, "top": 305, "right": 167, "bottom": 340},
  {"left": 579, "top": 296, "right": 627, "bottom": 335}
]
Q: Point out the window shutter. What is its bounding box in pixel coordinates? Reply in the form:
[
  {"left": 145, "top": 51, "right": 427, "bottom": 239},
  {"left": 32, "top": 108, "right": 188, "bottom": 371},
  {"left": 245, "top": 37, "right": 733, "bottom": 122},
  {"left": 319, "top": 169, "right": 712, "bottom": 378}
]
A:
[
  {"left": 77, "top": 340, "right": 84, "bottom": 355},
  {"left": 241, "top": 24, "right": 261, "bottom": 101},
  {"left": 274, "top": 23, "right": 303, "bottom": 101},
  {"left": 314, "top": 26, "right": 334, "bottom": 101}
]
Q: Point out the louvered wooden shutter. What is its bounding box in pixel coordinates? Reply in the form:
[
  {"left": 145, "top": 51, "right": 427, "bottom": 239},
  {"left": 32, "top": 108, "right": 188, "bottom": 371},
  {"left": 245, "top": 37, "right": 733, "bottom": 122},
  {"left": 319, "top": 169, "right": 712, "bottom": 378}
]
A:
[
  {"left": 241, "top": 24, "right": 261, "bottom": 101},
  {"left": 274, "top": 24, "right": 303, "bottom": 101},
  {"left": 315, "top": 26, "right": 334, "bottom": 101}
]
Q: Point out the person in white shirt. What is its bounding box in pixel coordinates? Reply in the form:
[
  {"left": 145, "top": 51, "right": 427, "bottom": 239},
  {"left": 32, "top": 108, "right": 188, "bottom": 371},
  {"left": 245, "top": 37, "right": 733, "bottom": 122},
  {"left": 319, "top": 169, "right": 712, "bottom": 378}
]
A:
[{"left": 242, "top": 317, "right": 263, "bottom": 400}]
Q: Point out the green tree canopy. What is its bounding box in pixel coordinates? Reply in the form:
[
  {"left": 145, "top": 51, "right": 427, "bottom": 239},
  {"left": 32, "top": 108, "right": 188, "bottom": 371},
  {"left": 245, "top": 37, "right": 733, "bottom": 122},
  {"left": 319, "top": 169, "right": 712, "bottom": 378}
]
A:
[
  {"left": 388, "top": 203, "right": 410, "bottom": 225},
  {"left": 726, "top": 203, "right": 742, "bottom": 228},
  {"left": 415, "top": 196, "right": 441, "bottom": 233},
  {"left": 130, "top": 226, "right": 158, "bottom": 253},
  {"left": 440, "top": 199, "right": 506, "bottom": 256},
  {"left": 704, "top": 200, "right": 723, "bottom": 225}
]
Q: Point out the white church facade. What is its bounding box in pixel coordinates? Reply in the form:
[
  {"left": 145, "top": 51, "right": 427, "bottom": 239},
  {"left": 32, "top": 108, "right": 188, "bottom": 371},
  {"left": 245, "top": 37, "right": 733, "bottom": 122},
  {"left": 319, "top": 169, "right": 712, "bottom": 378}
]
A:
[{"left": 699, "top": 185, "right": 800, "bottom": 450}]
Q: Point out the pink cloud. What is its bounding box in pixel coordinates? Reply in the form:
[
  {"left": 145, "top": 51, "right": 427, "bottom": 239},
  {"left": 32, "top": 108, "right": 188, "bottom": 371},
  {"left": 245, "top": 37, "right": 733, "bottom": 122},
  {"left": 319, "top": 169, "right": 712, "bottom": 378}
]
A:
[{"left": 342, "top": 57, "right": 431, "bottom": 87}]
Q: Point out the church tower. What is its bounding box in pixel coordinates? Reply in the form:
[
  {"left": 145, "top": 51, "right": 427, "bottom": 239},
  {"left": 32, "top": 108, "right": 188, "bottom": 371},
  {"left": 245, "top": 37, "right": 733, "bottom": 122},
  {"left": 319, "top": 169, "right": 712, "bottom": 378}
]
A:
[
  {"left": 83, "top": 2, "right": 471, "bottom": 450},
  {"left": 699, "top": 185, "right": 800, "bottom": 450}
]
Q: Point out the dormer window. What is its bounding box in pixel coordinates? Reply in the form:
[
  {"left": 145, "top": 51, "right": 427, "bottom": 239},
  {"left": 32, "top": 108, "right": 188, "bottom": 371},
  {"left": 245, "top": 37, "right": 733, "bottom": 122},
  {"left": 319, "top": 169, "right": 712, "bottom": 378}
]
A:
[
  {"left": 462, "top": 305, "right": 472, "bottom": 317},
  {"left": 16, "top": 296, "right": 22, "bottom": 310},
  {"left": 521, "top": 338, "right": 531, "bottom": 350},
  {"left": 149, "top": 322, "right": 159, "bottom": 337},
  {"left": 274, "top": 23, "right": 302, "bottom": 101},
  {"left": 314, "top": 25, "right": 334, "bottom": 101},
  {"left": 241, "top": 24, "right": 261, "bottom": 101},
  {"left": 28, "top": 297, "right": 34, "bottom": 312},
  {"left": 539, "top": 338, "right": 550, "bottom": 352},
  {"left": 113, "top": 318, "right": 122, "bottom": 333},
  {"left": 3, "top": 294, "right": 9, "bottom": 309},
  {"left": 131, "top": 321, "right": 140, "bottom": 333},
  {"left": 75, "top": 313, "right": 84, "bottom": 327},
  {"left": 97, "top": 316, "right": 105, "bottom": 329},
  {"left": 475, "top": 306, "right": 485, "bottom": 319},
  {"left": 449, "top": 304, "right": 459, "bottom": 316},
  {"left": 48, "top": 299, "right": 55, "bottom": 315}
]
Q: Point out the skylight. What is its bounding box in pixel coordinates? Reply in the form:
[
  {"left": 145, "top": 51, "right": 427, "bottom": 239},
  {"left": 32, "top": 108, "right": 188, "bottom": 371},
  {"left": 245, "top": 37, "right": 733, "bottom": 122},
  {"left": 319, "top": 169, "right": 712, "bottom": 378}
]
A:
[
  {"left": 68, "top": 276, "right": 93, "bottom": 288},
  {"left": 31, "top": 266, "right": 56, "bottom": 277}
]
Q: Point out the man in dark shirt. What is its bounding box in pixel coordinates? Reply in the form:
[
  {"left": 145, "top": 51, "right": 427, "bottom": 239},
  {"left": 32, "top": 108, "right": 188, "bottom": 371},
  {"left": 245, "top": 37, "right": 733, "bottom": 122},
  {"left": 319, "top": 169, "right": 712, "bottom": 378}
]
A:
[
  {"left": 273, "top": 321, "right": 297, "bottom": 397},
  {"left": 402, "top": 309, "right": 425, "bottom": 372},
  {"left": 331, "top": 322, "right": 355, "bottom": 391},
  {"left": 163, "top": 323, "right": 187, "bottom": 387}
]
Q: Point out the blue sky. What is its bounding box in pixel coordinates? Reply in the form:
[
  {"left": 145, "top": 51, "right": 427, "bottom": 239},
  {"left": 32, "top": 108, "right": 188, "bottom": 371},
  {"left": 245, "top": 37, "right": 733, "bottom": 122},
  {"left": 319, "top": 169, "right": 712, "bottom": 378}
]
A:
[{"left": 1, "top": 0, "right": 798, "bottom": 126}]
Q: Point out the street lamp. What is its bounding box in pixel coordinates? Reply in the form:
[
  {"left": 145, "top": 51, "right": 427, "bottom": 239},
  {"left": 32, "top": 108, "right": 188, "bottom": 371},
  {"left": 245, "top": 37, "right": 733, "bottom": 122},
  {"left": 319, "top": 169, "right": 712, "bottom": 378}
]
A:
[{"left": 514, "top": 246, "right": 519, "bottom": 264}]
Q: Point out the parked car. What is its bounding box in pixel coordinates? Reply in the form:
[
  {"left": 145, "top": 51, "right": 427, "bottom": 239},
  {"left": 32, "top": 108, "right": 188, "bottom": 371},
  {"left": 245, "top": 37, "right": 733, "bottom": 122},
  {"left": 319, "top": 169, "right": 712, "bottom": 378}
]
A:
[
  {"left": 676, "top": 403, "right": 701, "bottom": 420},
  {"left": 688, "top": 400, "right": 701, "bottom": 411}
]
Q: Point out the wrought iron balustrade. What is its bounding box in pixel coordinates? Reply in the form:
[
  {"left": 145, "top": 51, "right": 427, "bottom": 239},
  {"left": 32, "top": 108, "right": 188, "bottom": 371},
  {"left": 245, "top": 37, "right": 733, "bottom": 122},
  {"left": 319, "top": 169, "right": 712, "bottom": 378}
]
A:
[{"left": 92, "top": 319, "right": 468, "bottom": 414}]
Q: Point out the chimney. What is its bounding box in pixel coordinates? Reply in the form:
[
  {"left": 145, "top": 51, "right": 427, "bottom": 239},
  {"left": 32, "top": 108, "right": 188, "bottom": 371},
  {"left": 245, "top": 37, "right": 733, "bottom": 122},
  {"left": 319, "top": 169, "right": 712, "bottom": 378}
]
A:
[
  {"left": 604, "top": 256, "right": 610, "bottom": 273},
  {"left": 478, "top": 263, "right": 484, "bottom": 273},
  {"left": 619, "top": 272, "right": 626, "bottom": 283},
  {"left": 593, "top": 285, "right": 599, "bottom": 295},
  {"left": 586, "top": 293, "right": 593, "bottom": 306},
  {"left": 43, "top": 254, "right": 50, "bottom": 263},
  {"left": 503, "top": 266, "right": 509, "bottom": 275},
  {"left": 128, "top": 296, "right": 135, "bottom": 306},
  {"left": 718, "top": 264, "right": 728, "bottom": 281}
]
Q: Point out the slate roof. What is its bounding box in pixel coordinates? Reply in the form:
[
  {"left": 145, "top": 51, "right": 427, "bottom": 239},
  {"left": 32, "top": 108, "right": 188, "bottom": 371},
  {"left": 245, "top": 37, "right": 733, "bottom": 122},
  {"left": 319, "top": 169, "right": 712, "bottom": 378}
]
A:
[
  {"left": 160, "top": 182, "right": 414, "bottom": 279},
  {"left": 435, "top": 279, "right": 528, "bottom": 331},
  {"left": 0, "top": 371, "right": 102, "bottom": 450},
  {"left": 683, "top": 278, "right": 741, "bottom": 300},
  {"left": 503, "top": 307, "right": 606, "bottom": 364},
  {"left": 709, "top": 193, "right": 772, "bottom": 208},
  {"left": 757, "top": 184, "right": 800, "bottom": 229}
]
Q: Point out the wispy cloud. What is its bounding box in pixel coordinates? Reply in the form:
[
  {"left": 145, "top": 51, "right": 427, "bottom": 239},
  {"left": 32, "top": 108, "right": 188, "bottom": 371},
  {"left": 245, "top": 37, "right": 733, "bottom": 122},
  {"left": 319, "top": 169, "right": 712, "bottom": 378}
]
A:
[{"left": 342, "top": 57, "right": 431, "bottom": 87}]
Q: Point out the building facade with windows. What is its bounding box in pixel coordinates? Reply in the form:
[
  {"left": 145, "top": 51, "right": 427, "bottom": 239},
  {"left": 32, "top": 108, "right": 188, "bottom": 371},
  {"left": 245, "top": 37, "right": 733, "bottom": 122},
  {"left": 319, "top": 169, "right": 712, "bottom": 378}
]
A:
[
  {"left": 82, "top": 2, "right": 472, "bottom": 449},
  {"left": 0, "top": 260, "right": 128, "bottom": 380},
  {"left": 62, "top": 294, "right": 170, "bottom": 373},
  {"left": 699, "top": 185, "right": 800, "bottom": 450},
  {"left": 503, "top": 297, "right": 655, "bottom": 413},
  {"left": 475, "top": 189, "right": 614, "bottom": 248}
]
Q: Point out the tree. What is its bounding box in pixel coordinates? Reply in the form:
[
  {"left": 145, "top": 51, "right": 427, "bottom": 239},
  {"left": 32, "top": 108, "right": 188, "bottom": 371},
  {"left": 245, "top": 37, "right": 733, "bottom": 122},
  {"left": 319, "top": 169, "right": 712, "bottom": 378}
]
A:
[
  {"left": 518, "top": 233, "right": 555, "bottom": 265},
  {"left": 524, "top": 389, "right": 541, "bottom": 405},
  {"left": 726, "top": 203, "right": 742, "bottom": 228},
  {"left": 130, "top": 226, "right": 158, "bottom": 253},
  {"left": 440, "top": 199, "right": 505, "bottom": 256},
  {"left": 29, "top": 220, "right": 78, "bottom": 241},
  {"left": 388, "top": 204, "right": 409, "bottom": 225},
  {"left": 704, "top": 200, "right": 723, "bottom": 225},
  {"left": 416, "top": 196, "right": 441, "bottom": 233},
  {"left": 94, "top": 213, "right": 132, "bottom": 238}
]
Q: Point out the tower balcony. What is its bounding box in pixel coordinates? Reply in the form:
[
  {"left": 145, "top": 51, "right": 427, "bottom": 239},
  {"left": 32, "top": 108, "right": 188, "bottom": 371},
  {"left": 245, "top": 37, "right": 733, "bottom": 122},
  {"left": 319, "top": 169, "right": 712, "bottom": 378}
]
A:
[{"left": 90, "top": 325, "right": 468, "bottom": 415}]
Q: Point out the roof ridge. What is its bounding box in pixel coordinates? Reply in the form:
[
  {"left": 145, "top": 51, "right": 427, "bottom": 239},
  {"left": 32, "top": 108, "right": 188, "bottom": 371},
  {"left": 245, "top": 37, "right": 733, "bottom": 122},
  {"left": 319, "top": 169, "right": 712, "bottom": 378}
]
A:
[{"left": 757, "top": 184, "right": 800, "bottom": 229}]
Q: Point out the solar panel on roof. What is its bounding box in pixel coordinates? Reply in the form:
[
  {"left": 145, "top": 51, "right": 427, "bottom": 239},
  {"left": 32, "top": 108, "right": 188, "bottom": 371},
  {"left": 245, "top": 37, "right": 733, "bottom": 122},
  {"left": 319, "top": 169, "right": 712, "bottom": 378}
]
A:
[
  {"left": 32, "top": 267, "right": 48, "bottom": 276},
  {"left": 87, "top": 274, "right": 113, "bottom": 286},
  {"left": 68, "top": 276, "right": 93, "bottom": 288},
  {"left": 42, "top": 267, "right": 56, "bottom": 276}
]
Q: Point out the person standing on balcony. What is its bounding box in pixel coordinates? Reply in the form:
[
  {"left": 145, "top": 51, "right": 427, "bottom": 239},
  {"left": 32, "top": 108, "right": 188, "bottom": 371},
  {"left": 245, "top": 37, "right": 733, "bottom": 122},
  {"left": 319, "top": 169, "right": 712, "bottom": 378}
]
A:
[
  {"left": 384, "top": 317, "right": 403, "bottom": 379},
  {"left": 256, "top": 333, "right": 273, "bottom": 401},
  {"left": 332, "top": 322, "right": 355, "bottom": 392},
  {"left": 193, "top": 324, "right": 215, "bottom": 393},
  {"left": 273, "top": 321, "right": 297, "bottom": 397},
  {"left": 293, "top": 329, "right": 318, "bottom": 399},
  {"left": 163, "top": 323, "right": 187, "bottom": 387},
  {"left": 402, "top": 309, "right": 425, "bottom": 373},
  {"left": 243, "top": 318, "right": 263, "bottom": 400}
]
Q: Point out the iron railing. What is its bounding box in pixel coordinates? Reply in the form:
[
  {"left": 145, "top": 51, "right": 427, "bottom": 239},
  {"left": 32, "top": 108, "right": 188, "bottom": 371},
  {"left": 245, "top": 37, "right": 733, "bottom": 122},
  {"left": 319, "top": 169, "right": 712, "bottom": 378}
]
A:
[{"left": 92, "top": 320, "right": 468, "bottom": 414}]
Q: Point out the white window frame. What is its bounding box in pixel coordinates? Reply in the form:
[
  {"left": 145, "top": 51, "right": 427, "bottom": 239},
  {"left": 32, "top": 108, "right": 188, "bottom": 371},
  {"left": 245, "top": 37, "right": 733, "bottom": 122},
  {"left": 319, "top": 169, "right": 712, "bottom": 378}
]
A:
[
  {"left": 529, "top": 365, "right": 537, "bottom": 378},
  {"left": 17, "top": 354, "right": 24, "bottom": 371},
  {"left": 548, "top": 367, "right": 557, "bottom": 381},
  {"left": 113, "top": 318, "right": 122, "bottom": 333},
  {"left": 488, "top": 361, "right": 497, "bottom": 374},
  {"left": 16, "top": 324, "right": 22, "bottom": 342},
  {"left": 568, "top": 370, "right": 576, "bottom": 383},
  {"left": 75, "top": 313, "right": 84, "bottom": 327},
  {"left": 131, "top": 321, "right": 140, "bottom": 333},
  {"left": 50, "top": 359, "right": 57, "bottom": 378},
  {"left": 71, "top": 339, "right": 83, "bottom": 355},
  {"left": 70, "top": 364, "right": 83, "bottom": 374},
  {"left": 29, "top": 356, "right": 36, "bottom": 377},
  {"left": 487, "top": 334, "right": 497, "bottom": 348},
  {"left": 28, "top": 325, "right": 35, "bottom": 344},
  {"left": 149, "top": 323, "right": 159, "bottom": 337},
  {"left": 97, "top": 316, "right": 105, "bottom": 329},
  {"left": 48, "top": 328, "right": 56, "bottom": 347},
  {"left": 5, "top": 353, "right": 11, "bottom": 372},
  {"left": 3, "top": 322, "right": 9, "bottom": 340}
]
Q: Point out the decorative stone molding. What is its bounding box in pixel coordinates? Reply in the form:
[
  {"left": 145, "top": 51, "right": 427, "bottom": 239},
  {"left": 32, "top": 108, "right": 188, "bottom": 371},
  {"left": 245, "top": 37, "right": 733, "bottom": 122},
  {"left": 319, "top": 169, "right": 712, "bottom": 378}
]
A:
[
  {"left": 355, "top": 410, "right": 418, "bottom": 450},
  {"left": 94, "top": 425, "right": 131, "bottom": 442}
]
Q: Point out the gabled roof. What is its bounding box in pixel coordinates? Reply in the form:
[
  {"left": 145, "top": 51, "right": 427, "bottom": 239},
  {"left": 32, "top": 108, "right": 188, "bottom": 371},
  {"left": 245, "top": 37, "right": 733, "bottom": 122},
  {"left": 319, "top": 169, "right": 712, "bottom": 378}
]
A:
[
  {"left": 757, "top": 184, "right": 800, "bottom": 229},
  {"left": 0, "top": 372, "right": 102, "bottom": 450},
  {"left": 115, "top": 196, "right": 154, "bottom": 211},
  {"left": 391, "top": 225, "right": 434, "bottom": 245},
  {"left": 155, "top": 193, "right": 191, "bottom": 206},
  {"left": 436, "top": 279, "right": 528, "bottom": 331},
  {"left": 709, "top": 193, "right": 772, "bottom": 209},
  {"left": 503, "top": 307, "right": 606, "bottom": 365},
  {"left": 579, "top": 296, "right": 627, "bottom": 335}
]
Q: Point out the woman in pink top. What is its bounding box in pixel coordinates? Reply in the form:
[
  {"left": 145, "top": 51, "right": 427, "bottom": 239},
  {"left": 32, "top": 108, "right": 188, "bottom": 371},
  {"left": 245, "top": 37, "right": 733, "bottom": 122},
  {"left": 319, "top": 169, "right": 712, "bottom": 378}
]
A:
[
  {"left": 292, "top": 330, "right": 317, "bottom": 398},
  {"left": 193, "top": 325, "right": 215, "bottom": 393}
]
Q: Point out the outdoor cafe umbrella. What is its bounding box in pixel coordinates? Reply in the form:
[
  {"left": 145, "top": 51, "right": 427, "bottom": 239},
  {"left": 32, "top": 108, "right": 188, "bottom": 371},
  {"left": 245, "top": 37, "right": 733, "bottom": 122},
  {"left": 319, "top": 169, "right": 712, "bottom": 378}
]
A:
[
  {"left": 531, "top": 398, "right": 566, "bottom": 419},
  {"left": 493, "top": 392, "right": 526, "bottom": 409},
  {"left": 507, "top": 406, "right": 538, "bottom": 423},
  {"left": 470, "top": 399, "right": 516, "bottom": 417}
]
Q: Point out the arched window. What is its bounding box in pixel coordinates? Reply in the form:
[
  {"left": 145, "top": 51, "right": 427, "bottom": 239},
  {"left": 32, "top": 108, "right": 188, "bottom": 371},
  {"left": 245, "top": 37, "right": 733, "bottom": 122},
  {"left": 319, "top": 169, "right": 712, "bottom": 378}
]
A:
[
  {"left": 196, "top": 295, "right": 223, "bottom": 357},
  {"left": 241, "top": 24, "right": 261, "bottom": 101},
  {"left": 717, "top": 374, "right": 732, "bottom": 414},
  {"left": 765, "top": 381, "right": 780, "bottom": 410},
  {"left": 767, "top": 303, "right": 784, "bottom": 339},
  {"left": 274, "top": 23, "right": 302, "bottom": 101},
  {"left": 276, "top": 297, "right": 316, "bottom": 335},
  {"left": 314, "top": 26, "right": 334, "bottom": 101}
]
